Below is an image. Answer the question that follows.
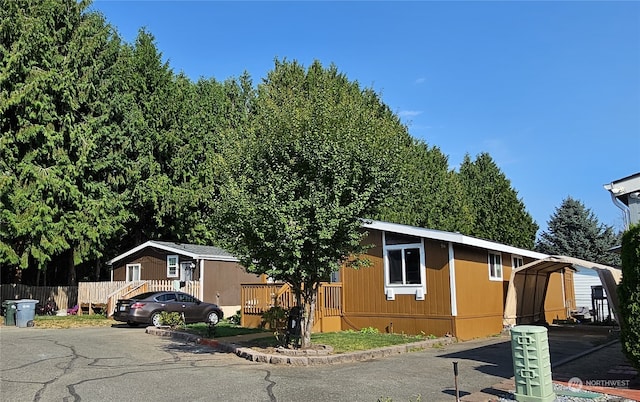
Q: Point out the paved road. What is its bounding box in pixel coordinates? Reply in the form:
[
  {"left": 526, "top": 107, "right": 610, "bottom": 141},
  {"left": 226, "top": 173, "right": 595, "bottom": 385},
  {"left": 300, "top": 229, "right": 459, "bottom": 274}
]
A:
[{"left": 0, "top": 325, "right": 613, "bottom": 402}]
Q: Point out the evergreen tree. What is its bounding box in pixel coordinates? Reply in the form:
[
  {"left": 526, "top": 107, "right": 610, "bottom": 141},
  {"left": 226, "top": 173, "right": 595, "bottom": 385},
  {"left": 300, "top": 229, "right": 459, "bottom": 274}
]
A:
[
  {"left": 0, "top": 0, "right": 130, "bottom": 283},
  {"left": 115, "top": 29, "right": 175, "bottom": 246},
  {"left": 536, "top": 196, "right": 621, "bottom": 266},
  {"left": 375, "top": 140, "right": 473, "bottom": 233},
  {"left": 458, "top": 153, "right": 538, "bottom": 248}
]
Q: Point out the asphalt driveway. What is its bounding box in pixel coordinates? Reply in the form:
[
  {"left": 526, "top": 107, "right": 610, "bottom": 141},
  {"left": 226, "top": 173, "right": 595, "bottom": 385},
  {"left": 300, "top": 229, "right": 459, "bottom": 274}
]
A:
[{"left": 0, "top": 325, "right": 615, "bottom": 402}]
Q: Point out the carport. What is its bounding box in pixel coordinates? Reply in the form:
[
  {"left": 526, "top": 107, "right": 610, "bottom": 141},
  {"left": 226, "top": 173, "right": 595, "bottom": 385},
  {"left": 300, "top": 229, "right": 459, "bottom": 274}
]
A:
[{"left": 503, "top": 255, "right": 622, "bottom": 327}]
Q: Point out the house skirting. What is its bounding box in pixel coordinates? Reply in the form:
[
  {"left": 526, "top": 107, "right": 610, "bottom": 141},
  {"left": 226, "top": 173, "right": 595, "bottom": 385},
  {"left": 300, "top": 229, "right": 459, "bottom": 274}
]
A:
[{"left": 340, "top": 313, "right": 455, "bottom": 338}]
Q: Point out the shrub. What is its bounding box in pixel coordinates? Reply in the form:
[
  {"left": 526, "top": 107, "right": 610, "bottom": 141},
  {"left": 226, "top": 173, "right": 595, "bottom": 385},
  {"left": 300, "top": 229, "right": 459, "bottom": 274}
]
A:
[
  {"left": 360, "top": 326, "right": 380, "bottom": 334},
  {"left": 260, "top": 306, "right": 288, "bottom": 331},
  {"left": 618, "top": 224, "right": 640, "bottom": 370},
  {"left": 159, "top": 312, "right": 185, "bottom": 329},
  {"left": 228, "top": 310, "right": 241, "bottom": 325}
]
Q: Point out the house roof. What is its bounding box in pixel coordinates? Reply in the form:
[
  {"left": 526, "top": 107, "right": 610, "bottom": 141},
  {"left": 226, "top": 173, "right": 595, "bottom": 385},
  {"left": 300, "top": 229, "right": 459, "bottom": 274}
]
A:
[
  {"left": 106, "top": 240, "right": 239, "bottom": 265},
  {"left": 604, "top": 172, "right": 640, "bottom": 197},
  {"left": 362, "top": 219, "right": 548, "bottom": 259}
]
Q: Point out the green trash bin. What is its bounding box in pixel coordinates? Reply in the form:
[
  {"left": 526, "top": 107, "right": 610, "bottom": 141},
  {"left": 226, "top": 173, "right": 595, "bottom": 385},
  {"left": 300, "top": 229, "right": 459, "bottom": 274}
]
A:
[
  {"left": 2, "top": 300, "right": 17, "bottom": 326},
  {"left": 15, "top": 299, "right": 38, "bottom": 328}
]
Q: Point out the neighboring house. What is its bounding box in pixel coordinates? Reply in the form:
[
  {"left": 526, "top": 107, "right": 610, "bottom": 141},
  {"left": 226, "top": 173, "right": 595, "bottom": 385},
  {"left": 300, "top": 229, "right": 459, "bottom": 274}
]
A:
[
  {"left": 336, "top": 220, "right": 574, "bottom": 341},
  {"left": 573, "top": 268, "right": 606, "bottom": 311},
  {"left": 107, "top": 241, "right": 261, "bottom": 317},
  {"left": 604, "top": 172, "right": 640, "bottom": 229}
]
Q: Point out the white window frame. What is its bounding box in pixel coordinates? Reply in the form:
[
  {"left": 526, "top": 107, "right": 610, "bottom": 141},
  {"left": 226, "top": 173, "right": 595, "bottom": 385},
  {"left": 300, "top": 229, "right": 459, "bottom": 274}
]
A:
[
  {"left": 383, "top": 232, "right": 426, "bottom": 300},
  {"left": 126, "top": 263, "right": 141, "bottom": 282},
  {"left": 180, "top": 261, "right": 194, "bottom": 282},
  {"left": 167, "top": 255, "right": 179, "bottom": 278},
  {"left": 488, "top": 252, "right": 503, "bottom": 281},
  {"left": 512, "top": 255, "right": 524, "bottom": 269}
]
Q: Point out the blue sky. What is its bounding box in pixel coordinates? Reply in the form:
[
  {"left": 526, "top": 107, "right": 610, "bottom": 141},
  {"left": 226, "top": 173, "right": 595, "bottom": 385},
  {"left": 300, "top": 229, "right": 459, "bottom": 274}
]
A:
[{"left": 91, "top": 1, "right": 640, "bottom": 234}]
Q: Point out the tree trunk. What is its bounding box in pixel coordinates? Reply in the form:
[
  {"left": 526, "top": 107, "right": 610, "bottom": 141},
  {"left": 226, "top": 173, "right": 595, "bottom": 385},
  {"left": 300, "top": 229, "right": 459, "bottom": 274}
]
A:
[
  {"left": 301, "top": 286, "right": 317, "bottom": 348},
  {"left": 67, "top": 248, "right": 76, "bottom": 285},
  {"left": 94, "top": 260, "right": 102, "bottom": 281}
]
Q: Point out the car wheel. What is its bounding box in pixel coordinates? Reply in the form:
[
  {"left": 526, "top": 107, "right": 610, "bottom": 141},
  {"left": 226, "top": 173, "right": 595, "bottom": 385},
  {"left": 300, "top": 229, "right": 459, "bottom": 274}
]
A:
[
  {"left": 207, "top": 311, "right": 220, "bottom": 326},
  {"left": 127, "top": 321, "right": 139, "bottom": 327},
  {"left": 151, "top": 312, "right": 163, "bottom": 327}
]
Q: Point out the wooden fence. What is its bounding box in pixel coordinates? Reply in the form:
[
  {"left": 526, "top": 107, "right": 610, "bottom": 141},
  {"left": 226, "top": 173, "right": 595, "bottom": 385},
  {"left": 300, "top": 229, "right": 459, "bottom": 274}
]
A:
[
  {"left": 1, "top": 281, "right": 200, "bottom": 316},
  {"left": 0, "top": 284, "right": 78, "bottom": 310}
]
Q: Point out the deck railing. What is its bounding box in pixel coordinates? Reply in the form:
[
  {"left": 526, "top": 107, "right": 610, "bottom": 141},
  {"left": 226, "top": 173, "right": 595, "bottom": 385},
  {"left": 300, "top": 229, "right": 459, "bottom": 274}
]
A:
[{"left": 241, "top": 282, "right": 342, "bottom": 328}]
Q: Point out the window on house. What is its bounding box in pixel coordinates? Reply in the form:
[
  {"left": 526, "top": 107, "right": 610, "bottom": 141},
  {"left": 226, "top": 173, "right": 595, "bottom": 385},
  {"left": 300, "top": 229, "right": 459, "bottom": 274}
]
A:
[
  {"left": 488, "top": 252, "right": 502, "bottom": 281},
  {"left": 180, "top": 261, "right": 194, "bottom": 281},
  {"left": 126, "top": 264, "right": 141, "bottom": 282},
  {"left": 383, "top": 231, "right": 426, "bottom": 299},
  {"left": 167, "top": 255, "right": 179, "bottom": 278},
  {"left": 512, "top": 256, "right": 524, "bottom": 269}
]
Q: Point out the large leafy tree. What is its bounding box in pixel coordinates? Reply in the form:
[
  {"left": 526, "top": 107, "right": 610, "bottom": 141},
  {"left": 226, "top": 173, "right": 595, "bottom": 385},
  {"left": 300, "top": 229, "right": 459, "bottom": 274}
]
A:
[
  {"left": 376, "top": 140, "right": 473, "bottom": 233},
  {"left": 458, "top": 153, "right": 538, "bottom": 248},
  {"left": 220, "top": 60, "right": 408, "bottom": 347},
  {"left": 0, "top": 0, "right": 130, "bottom": 284},
  {"left": 536, "top": 196, "right": 621, "bottom": 266}
]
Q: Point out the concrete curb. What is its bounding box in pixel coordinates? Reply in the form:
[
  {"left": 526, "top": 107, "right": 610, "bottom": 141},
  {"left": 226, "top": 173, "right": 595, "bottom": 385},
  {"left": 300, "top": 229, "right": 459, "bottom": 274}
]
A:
[{"left": 145, "top": 326, "right": 456, "bottom": 365}]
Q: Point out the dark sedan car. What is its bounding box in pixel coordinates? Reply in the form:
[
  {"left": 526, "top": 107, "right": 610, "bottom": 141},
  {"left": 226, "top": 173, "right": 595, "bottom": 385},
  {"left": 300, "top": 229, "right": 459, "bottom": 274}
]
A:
[{"left": 113, "top": 291, "right": 223, "bottom": 327}]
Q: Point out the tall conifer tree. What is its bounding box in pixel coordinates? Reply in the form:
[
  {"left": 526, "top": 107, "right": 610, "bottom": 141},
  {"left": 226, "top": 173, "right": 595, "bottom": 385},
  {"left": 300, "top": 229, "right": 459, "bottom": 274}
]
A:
[
  {"left": 536, "top": 196, "right": 621, "bottom": 266},
  {"left": 458, "top": 153, "right": 538, "bottom": 248},
  {"left": 1, "top": 0, "right": 130, "bottom": 283}
]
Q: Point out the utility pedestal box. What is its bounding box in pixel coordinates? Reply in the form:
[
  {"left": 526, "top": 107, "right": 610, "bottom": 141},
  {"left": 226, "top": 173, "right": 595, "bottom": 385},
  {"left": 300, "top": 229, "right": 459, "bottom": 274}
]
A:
[{"left": 510, "top": 325, "right": 555, "bottom": 402}]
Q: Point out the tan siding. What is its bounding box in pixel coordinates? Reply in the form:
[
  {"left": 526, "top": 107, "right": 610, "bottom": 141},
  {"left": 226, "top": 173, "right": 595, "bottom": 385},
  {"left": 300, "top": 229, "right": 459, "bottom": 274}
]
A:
[
  {"left": 342, "top": 230, "right": 454, "bottom": 337},
  {"left": 452, "top": 247, "right": 523, "bottom": 340},
  {"left": 454, "top": 246, "right": 505, "bottom": 318}
]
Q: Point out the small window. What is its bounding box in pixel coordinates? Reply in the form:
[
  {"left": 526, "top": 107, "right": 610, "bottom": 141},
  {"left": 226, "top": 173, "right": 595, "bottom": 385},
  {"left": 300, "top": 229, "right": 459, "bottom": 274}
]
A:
[
  {"left": 126, "top": 264, "right": 141, "bottom": 282},
  {"left": 512, "top": 256, "right": 524, "bottom": 269},
  {"left": 488, "top": 252, "right": 502, "bottom": 281},
  {"left": 383, "top": 231, "right": 426, "bottom": 299},
  {"left": 167, "top": 255, "right": 179, "bottom": 278},
  {"left": 388, "top": 248, "right": 421, "bottom": 285}
]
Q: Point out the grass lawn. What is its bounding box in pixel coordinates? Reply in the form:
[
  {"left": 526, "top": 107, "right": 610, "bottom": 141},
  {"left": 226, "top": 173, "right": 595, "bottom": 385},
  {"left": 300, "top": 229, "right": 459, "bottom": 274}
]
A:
[
  {"left": 32, "top": 314, "right": 115, "bottom": 329},
  {"left": 17, "top": 316, "right": 438, "bottom": 354},
  {"left": 222, "top": 328, "right": 435, "bottom": 354}
]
